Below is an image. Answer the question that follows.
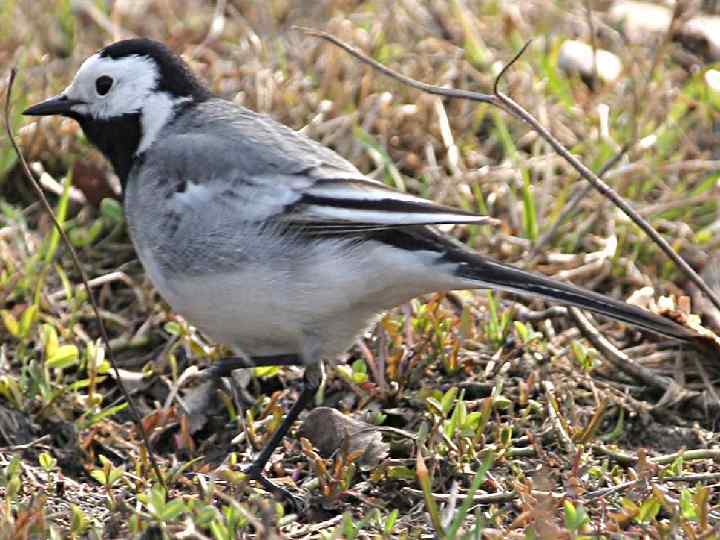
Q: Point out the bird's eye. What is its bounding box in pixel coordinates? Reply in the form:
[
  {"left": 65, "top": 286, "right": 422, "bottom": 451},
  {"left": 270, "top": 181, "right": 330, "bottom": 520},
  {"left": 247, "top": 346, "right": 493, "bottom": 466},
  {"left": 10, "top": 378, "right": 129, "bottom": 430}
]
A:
[{"left": 95, "top": 75, "right": 114, "bottom": 96}]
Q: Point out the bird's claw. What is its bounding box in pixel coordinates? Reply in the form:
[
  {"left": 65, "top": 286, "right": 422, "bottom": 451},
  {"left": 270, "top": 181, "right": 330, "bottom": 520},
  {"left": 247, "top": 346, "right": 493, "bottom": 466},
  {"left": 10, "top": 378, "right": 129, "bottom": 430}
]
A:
[{"left": 244, "top": 465, "right": 305, "bottom": 512}]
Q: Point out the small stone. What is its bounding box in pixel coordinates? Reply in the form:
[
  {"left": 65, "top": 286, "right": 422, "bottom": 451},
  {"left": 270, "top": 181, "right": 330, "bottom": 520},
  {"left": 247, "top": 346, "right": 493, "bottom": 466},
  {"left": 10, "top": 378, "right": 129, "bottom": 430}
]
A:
[
  {"left": 0, "top": 403, "right": 35, "bottom": 446},
  {"left": 558, "top": 40, "right": 623, "bottom": 84},
  {"left": 706, "top": 69, "right": 720, "bottom": 92},
  {"left": 111, "top": 0, "right": 152, "bottom": 17},
  {"left": 298, "top": 407, "right": 389, "bottom": 470},
  {"left": 609, "top": 1, "right": 672, "bottom": 43},
  {"left": 679, "top": 16, "right": 720, "bottom": 62}
]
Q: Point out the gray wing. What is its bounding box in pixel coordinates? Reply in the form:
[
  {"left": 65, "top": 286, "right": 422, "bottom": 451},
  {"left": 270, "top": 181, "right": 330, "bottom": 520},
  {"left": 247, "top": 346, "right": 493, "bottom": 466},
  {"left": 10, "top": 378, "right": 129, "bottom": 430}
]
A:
[{"left": 149, "top": 99, "right": 494, "bottom": 229}]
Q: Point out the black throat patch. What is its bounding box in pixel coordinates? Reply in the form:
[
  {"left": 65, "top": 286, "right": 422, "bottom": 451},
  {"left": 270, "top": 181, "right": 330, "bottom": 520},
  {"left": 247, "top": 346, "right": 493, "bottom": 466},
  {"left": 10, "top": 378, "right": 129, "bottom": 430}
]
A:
[{"left": 77, "top": 113, "right": 141, "bottom": 186}]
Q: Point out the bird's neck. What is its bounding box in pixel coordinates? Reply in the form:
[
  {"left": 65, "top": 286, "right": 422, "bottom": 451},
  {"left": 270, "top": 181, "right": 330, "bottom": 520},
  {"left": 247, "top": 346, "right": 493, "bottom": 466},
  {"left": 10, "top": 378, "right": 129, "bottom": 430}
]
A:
[
  {"left": 77, "top": 96, "right": 194, "bottom": 189},
  {"left": 78, "top": 113, "right": 142, "bottom": 188}
]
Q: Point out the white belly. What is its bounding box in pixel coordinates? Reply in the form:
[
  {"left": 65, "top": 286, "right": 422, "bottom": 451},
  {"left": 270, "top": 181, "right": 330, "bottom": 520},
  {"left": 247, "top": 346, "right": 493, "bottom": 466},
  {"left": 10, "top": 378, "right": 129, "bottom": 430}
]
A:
[
  {"left": 163, "top": 267, "right": 307, "bottom": 356},
  {"left": 134, "top": 233, "right": 460, "bottom": 363}
]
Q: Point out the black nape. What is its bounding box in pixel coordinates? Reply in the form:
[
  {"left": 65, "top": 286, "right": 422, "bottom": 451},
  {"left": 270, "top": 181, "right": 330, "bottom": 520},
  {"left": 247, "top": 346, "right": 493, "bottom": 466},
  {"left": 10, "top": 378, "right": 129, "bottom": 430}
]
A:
[{"left": 100, "top": 39, "right": 211, "bottom": 102}]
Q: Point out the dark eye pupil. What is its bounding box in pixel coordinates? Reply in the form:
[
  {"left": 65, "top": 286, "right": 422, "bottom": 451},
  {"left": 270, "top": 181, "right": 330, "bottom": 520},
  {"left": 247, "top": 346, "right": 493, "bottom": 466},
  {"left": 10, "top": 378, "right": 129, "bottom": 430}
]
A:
[{"left": 95, "top": 75, "right": 113, "bottom": 95}]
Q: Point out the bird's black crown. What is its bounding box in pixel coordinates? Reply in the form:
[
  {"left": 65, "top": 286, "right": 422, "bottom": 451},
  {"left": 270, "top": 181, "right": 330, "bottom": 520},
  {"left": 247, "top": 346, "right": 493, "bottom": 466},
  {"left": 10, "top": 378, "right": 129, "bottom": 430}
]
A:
[{"left": 100, "top": 38, "right": 211, "bottom": 101}]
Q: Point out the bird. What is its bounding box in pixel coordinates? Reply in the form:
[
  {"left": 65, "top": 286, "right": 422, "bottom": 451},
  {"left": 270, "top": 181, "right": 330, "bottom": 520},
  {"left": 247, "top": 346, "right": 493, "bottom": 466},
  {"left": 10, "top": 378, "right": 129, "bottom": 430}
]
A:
[{"left": 23, "top": 38, "right": 698, "bottom": 505}]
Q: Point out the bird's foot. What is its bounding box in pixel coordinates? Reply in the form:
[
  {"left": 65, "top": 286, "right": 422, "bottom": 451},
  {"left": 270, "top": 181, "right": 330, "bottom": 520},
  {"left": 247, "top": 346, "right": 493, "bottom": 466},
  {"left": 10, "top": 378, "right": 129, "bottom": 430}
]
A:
[
  {"left": 201, "top": 354, "right": 306, "bottom": 380},
  {"left": 244, "top": 464, "right": 305, "bottom": 512}
]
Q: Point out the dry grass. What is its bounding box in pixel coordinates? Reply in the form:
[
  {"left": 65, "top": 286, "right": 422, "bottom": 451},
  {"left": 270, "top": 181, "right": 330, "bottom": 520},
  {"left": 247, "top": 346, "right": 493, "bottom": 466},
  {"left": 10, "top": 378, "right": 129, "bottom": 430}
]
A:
[{"left": 0, "top": 0, "right": 719, "bottom": 538}]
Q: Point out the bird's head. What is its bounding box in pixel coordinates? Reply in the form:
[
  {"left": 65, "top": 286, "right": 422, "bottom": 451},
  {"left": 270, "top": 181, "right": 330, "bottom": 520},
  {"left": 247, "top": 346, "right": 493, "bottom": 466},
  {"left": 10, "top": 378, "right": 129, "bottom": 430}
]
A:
[{"left": 23, "top": 39, "right": 211, "bottom": 181}]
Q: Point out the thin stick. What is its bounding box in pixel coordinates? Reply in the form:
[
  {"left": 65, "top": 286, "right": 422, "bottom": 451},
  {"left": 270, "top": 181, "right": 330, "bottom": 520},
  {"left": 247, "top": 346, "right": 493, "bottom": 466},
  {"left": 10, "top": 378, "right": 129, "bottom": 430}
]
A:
[
  {"left": 543, "top": 381, "right": 576, "bottom": 455},
  {"left": 568, "top": 308, "right": 677, "bottom": 391},
  {"left": 529, "top": 144, "right": 630, "bottom": 260},
  {"left": 295, "top": 26, "right": 498, "bottom": 106},
  {"left": 493, "top": 85, "right": 720, "bottom": 313},
  {"left": 297, "top": 27, "right": 720, "bottom": 315},
  {"left": 3, "top": 69, "right": 166, "bottom": 489},
  {"left": 569, "top": 307, "right": 719, "bottom": 413}
]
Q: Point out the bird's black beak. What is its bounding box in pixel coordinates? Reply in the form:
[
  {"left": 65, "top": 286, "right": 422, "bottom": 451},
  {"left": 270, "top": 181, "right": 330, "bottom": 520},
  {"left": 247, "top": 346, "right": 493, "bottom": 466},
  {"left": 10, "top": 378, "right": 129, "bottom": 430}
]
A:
[{"left": 23, "top": 94, "right": 84, "bottom": 116}]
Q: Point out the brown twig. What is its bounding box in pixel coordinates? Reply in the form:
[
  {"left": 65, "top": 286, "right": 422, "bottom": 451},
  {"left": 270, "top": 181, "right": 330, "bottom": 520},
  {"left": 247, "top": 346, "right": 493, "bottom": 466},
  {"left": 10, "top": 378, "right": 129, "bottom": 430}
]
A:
[
  {"left": 529, "top": 144, "right": 630, "bottom": 261},
  {"left": 542, "top": 380, "right": 576, "bottom": 455},
  {"left": 493, "top": 85, "right": 720, "bottom": 314},
  {"left": 569, "top": 307, "right": 720, "bottom": 414},
  {"left": 297, "top": 26, "right": 720, "bottom": 315},
  {"left": 593, "top": 444, "right": 720, "bottom": 466},
  {"left": 569, "top": 308, "right": 677, "bottom": 391},
  {"left": 295, "top": 26, "right": 499, "bottom": 106},
  {"left": 3, "top": 69, "right": 166, "bottom": 489},
  {"left": 401, "top": 486, "right": 528, "bottom": 504}
]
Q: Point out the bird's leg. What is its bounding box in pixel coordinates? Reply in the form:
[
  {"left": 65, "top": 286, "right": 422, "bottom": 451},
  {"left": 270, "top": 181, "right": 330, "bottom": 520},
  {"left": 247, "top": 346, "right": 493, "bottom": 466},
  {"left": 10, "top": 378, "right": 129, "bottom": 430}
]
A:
[
  {"left": 205, "top": 353, "right": 304, "bottom": 378},
  {"left": 206, "top": 353, "right": 321, "bottom": 506},
  {"left": 244, "top": 366, "right": 320, "bottom": 507}
]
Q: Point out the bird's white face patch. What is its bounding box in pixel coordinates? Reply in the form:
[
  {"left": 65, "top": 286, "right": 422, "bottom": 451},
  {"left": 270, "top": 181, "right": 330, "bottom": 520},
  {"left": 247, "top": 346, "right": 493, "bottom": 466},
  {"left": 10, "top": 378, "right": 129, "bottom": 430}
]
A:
[
  {"left": 62, "top": 53, "right": 188, "bottom": 153},
  {"left": 63, "top": 53, "right": 159, "bottom": 119}
]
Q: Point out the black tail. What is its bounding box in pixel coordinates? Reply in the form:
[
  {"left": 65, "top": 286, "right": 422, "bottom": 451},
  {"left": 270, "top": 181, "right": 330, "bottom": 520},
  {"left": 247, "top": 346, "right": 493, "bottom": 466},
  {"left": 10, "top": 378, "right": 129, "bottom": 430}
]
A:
[
  {"left": 367, "top": 225, "right": 699, "bottom": 344},
  {"left": 454, "top": 252, "right": 697, "bottom": 343}
]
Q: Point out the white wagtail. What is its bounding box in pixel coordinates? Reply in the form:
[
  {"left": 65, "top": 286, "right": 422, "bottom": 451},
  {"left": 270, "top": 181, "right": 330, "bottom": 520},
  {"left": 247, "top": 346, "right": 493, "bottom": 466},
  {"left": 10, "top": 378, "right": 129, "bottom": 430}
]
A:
[{"left": 24, "top": 39, "right": 697, "bottom": 502}]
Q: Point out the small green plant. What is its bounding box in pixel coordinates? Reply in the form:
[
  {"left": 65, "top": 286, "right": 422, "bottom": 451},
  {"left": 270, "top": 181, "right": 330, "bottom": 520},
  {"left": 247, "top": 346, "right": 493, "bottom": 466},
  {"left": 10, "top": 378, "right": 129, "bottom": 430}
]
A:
[
  {"left": 563, "top": 500, "right": 589, "bottom": 536},
  {"left": 438, "top": 452, "right": 495, "bottom": 539},
  {"left": 68, "top": 505, "right": 91, "bottom": 538},
  {"left": 484, "top": 291, "right": 511, "bottom": 347},
  {"left": 90, "top": 455, "right": 125, "bottom": 508},
  {"left": 570, "top": 340, "right": 595, "bottom": 371}
]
